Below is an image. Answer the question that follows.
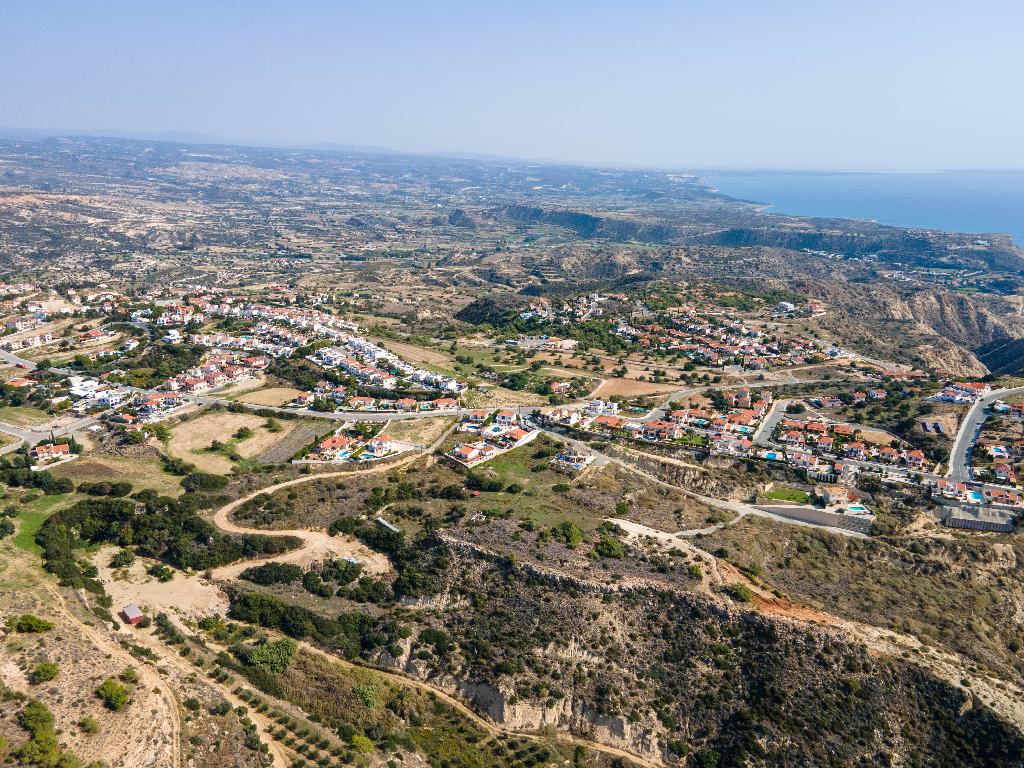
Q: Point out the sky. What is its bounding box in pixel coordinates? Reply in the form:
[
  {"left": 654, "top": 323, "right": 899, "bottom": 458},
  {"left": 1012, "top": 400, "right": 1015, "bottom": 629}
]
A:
[{"left": 3, "top": 0, "right": 1024, "bottom": 170}]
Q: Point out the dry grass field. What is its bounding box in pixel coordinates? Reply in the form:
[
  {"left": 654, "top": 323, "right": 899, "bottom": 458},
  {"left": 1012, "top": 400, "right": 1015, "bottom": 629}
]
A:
[
  {"left": 54, "top": 454, "right": 183, "bottom": 496},
  {"left": 167, "top": 411, "right": 298, "bottom": 473},
  {"left": 592, "top": 378, "right": 680, "bottom": 398},
  {"left": 0, "top": 404, "right": 51, "bottom": 426},
  {"left": 236, "top": 385, "right": 303, "bottom": 407},
  {"left": 382, "top": 414, "right": 457, "bottom": 446}
]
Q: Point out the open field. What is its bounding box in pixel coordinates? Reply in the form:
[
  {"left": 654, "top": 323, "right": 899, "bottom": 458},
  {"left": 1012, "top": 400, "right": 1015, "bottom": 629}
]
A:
[
  {"left": 235, "top": 385, "right": 303, "bottom": 406},
  {"left": 380, "top": 414, "right": 457, "bottom": 446},
  {"left": 93, "top": 544, "right": 229, "bottom": 620},
  {"left": 54, "top": 454, "right": 184, "bottom": 497},
  {"left": 0, "top": 404, "right": 51, "bottom": 426},
  {"left": 465, "top": 386, "right": 548, "bottom": 408},
  {"left": 167, "top": 410, "right": 298, "bottom": 473},
  {"left": 378, "top": 338, "right": 456, "bottom": 367},
  {"left": 592, "top": 378, "right": 680, "bottom": 398}
]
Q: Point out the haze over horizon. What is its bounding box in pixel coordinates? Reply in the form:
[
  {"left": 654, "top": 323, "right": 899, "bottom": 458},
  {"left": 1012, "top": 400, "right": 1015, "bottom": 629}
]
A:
[{"left": 5, "top": 1, "right": 1024, "bottom": 171}]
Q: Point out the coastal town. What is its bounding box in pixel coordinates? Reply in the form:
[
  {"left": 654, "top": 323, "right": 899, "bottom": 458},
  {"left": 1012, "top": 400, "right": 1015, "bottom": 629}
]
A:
[
  {"left": 1, "top": 278, "right": 1020, "bottom": 537},
  {"left": 0, "top": 128, "right": 1022, "bottom": 768}
]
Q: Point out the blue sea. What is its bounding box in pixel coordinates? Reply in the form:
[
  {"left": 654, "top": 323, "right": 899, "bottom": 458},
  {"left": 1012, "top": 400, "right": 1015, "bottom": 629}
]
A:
[{"left": 703, "top": 171, "right": 1024, "bottom": 246}]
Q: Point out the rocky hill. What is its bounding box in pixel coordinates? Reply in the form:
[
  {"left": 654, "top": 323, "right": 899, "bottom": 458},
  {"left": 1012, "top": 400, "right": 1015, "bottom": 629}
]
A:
[{"left": 382, "top": 538, "right": 1024, "bottom": 768}]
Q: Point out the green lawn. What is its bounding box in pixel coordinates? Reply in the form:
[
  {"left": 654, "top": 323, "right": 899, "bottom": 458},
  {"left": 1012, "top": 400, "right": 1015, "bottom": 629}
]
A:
[
  {"left": 765, "top": 486, "right": 811, "bottom": 504},
  {"left": 13, "top": 493, "right": 81, "bottom": 555}
]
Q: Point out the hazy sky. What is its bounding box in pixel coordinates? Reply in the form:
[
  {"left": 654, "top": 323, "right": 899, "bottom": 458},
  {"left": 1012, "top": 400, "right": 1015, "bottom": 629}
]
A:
[{"left": 4, "top": 1, "right": 1023, "bottom": 169}]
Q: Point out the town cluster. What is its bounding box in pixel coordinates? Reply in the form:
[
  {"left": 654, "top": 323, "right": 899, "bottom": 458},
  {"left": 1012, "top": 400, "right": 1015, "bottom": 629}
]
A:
[{"left": 615, "top": 306, "right": 835, "bottom": 370}]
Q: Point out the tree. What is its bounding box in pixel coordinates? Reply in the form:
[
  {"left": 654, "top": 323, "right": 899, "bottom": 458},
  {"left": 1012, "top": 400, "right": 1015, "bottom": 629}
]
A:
[
  {"left": 550, "top": 520, "right": 583, "bottom": 547},
  {"left": 96, "top": 678, "right": 129, "bottom": 710}
]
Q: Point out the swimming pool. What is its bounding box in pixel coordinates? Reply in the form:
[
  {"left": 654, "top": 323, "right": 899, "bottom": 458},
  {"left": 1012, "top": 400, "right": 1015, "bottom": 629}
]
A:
[
  {"left": 968, "top": 491, "right": 984, "bottom": 504},
  {"left": 847, "top": 504, "right": 869, "bottom": 513}
]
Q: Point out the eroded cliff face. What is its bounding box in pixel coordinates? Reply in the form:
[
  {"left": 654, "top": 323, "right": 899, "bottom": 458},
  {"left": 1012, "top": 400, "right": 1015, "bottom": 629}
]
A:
[{"left": 806, "top": 281, "right": 1024, "bottom": 374}]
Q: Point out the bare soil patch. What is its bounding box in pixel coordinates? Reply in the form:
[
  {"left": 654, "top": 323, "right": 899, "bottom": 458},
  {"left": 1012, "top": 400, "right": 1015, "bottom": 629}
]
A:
[
  {"left": 93, "top": 545, "right": 229, "bottom": 620},
  {"left": 592, "top": 378, "right": 681, "bottom": 398},
  {"left": 236, "top": 385, "right": 303, "bottom": 407}
]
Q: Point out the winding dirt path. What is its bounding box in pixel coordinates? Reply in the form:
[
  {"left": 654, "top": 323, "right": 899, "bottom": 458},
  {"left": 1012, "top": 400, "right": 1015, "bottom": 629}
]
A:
[
  {"left": 211, "top": 463, "right": 420, "bottom": 575},
  {"left": 210, "top": 424, "right": 457, "bottom": 575}
]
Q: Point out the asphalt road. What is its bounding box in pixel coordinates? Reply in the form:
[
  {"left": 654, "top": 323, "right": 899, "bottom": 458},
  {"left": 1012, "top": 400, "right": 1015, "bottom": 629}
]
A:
[
  {"left": 753, "top": 399, "right": 790, "bottom": 447},
  {"left": 946, "top": 386, "right": 1024, "bottom": 482}
]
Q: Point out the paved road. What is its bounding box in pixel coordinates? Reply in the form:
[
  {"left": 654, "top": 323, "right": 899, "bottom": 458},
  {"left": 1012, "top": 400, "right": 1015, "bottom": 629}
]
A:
[
  {"left": 549, "top": 426, "right": 867, "bottom": 538},
  {"left": 0, "top": 349, "right": 37, "bottom": 370},
  {"left": 946, "top": 386, "right": 1024, "bottom": 481},
  {"left": 753, "top": 399, "right": 790, "bottom": 447}
]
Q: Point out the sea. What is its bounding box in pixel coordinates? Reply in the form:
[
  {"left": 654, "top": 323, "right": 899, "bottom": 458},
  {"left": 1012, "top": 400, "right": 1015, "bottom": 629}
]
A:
[{"left": 702, "top": 170, "right": 1024, "bottom": 246}]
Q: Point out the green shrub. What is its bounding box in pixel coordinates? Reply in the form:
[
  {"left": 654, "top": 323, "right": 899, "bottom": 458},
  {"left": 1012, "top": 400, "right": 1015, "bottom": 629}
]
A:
[
  {"left": 594, "top": 535, "right": 625, "bottom": 559},
  {"left": 350, "top": 734, "right": 374, "bottom": 754},
  {"left": 96, "top": 678, "right": 129, "bottom": 710},
  {"left": 7, "top": 614, "right": 53, "bottom": 633},
  {"left": 722, "top": 584, "right": 753, "bottom": 603},
  {"left": 29, "top": 661, "right": 59, "bottom": 684},
  {"left": 110, "top": 549, "right": 136, "bottom": 568}
]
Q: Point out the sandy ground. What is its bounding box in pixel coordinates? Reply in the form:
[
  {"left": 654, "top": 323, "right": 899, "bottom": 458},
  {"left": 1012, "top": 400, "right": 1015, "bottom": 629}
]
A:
[
  {"left": 94, "top": 545, "right": 230, "bottom": 620},
  {"left": 1, "top": 544, "right": 181, "bottom": 768},
  {"left": 167, "top": 411, "right": 296, "bottom": 473},
  {"left": 236, "top": 386, "right": 303, "bottom": 407}
]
